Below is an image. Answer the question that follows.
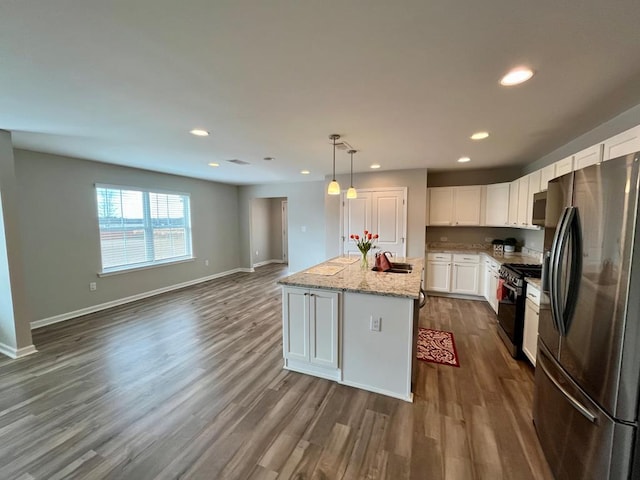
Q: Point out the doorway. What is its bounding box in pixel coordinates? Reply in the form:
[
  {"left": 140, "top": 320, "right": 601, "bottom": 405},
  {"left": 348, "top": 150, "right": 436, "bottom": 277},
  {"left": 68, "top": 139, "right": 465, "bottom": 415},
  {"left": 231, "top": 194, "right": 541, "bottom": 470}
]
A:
[{"left": 250, "top": 197, "right": 288, "bottom": 267}]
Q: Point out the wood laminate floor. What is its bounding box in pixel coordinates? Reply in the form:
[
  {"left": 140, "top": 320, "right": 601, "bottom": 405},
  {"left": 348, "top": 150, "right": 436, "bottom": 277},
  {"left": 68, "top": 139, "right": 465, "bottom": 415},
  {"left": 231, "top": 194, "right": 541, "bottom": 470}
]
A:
[{"left": 0, "top": 264, "right": 552, "bottom": 480}]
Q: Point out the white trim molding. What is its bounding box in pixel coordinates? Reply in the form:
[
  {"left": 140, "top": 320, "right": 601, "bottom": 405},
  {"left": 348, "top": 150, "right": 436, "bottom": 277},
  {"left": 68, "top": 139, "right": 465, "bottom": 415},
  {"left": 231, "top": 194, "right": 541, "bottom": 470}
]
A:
[
  {"left": 31, "top": 267, "right": 255, "bottom": 330},
  {"left": 252, "top": 259, "right": 286, "bottom": 268},
  {"left": 0, "top": 343, "right": 38, "bottom": 359}
]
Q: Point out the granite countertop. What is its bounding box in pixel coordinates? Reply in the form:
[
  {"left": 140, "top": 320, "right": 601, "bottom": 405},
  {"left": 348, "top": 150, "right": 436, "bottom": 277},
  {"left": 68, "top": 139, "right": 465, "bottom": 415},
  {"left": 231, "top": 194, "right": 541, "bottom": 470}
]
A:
[
  {"left": 526, "top": 277, "right": 542, "bottom": 289},
  {"left": 278, "top": 256, "right": 424, "bottom": 299},
  {"left": 427, "top": 247, "right": 542, "bottom": 266}
]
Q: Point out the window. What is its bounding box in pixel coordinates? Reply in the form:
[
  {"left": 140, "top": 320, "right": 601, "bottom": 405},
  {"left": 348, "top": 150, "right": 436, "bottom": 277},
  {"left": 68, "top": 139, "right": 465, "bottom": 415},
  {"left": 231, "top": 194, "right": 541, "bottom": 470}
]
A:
[{"left": 96, "top": 185, "right": 193, "bottom": 273}]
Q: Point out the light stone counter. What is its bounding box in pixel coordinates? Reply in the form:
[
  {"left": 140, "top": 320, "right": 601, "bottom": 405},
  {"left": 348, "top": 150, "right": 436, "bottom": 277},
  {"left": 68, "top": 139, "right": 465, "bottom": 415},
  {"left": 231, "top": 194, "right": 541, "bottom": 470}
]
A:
[
  {"left": 427, "top": 247, "right": 542, "bottom": 266},
  {"left": 278, "top": 256, "right": 423, "bottom": 299},
  {"left": 526, "top": 277, "right": 542, "bottom": 290}
]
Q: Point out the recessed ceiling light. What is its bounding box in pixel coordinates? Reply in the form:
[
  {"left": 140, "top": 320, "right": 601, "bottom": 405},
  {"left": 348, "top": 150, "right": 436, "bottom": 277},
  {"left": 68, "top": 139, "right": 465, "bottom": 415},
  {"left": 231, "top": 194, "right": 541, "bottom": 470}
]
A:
[
  {"left": 208, "top": 162, "right": 219, "bottom": 167},
  {"left": 370, "top": 164, "right": 381, "bottom": 169},
  {"left": 470, "top": 131, "right": 490, "bottom": 140},
  {"left": 190, "top": 129, "right": 209, "bottom": 137},
  {"left": 300, "top": 170, "right": 310, "bottom": 175},
  {"left": 500, "top": 67, "right": 534, "bottom": 86},
  {"left": 458, "top": 157, "right": 471, "bottom": 163}
]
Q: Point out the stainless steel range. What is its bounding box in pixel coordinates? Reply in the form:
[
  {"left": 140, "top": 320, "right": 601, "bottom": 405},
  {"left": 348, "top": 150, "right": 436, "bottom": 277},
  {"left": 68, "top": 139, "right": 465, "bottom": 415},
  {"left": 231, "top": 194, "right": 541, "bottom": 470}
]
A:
[{"left": 496, "top": 263, "right": 542, "bottom": 358}]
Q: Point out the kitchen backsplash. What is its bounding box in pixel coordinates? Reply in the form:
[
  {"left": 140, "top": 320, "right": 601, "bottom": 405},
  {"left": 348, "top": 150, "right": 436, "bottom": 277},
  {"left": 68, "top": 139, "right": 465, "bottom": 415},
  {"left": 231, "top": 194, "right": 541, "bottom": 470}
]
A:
[{"left": 426, "top": 226, "right": 545, "bottom": 256}]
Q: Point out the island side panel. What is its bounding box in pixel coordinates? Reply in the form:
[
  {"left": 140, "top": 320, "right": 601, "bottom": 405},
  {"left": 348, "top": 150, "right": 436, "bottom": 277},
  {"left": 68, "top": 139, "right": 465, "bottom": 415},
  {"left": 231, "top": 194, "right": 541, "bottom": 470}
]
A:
[{"left": 341, "top": 291, "right": 415, "bottom": 401}]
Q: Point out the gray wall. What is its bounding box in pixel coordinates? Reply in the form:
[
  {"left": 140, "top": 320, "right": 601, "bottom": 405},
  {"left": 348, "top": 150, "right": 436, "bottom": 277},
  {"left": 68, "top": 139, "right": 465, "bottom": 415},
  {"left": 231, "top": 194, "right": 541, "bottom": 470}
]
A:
[
  {"left": 269, "top": 198, "right": 285, "bottom": 261},
  {"left": 250, "top": 197, "right": 285, "bottom": 264},
  {"left": 427, "top": 166, "right": 521, "bottom": 187},
  {"left": 0, "top": 133, "right": 32, "bottom": 350},
  {"left": 239, "top": 182, "right": 325, "bottom": 273},
  {"left": 15, "top": 149, "right": 241, "bottom": 322},
  {"left": 523, "top": 103, "right": 640, "bottom": 174},
  {"left": 325, "top": 168, "right": 428, "bottom": 259}
]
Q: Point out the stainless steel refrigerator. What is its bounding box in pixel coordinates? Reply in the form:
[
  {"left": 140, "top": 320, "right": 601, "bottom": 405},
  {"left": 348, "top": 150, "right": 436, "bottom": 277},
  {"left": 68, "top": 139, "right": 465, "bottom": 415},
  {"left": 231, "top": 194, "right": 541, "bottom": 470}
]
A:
[{"left": 533, "top": 151, "right": 640, "bottom": 480}]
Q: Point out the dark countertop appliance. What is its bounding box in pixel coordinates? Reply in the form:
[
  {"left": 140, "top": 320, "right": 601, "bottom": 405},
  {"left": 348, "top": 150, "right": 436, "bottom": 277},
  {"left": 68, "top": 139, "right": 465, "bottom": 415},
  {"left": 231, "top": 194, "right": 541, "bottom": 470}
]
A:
[{"left": 497, "top": 263, "right": 542, "bottom": 358}]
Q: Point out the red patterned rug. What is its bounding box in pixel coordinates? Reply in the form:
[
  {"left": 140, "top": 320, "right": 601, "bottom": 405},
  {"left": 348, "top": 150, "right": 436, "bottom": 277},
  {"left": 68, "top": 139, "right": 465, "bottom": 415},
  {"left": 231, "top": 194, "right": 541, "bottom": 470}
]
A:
[{"left": 417, "top": 328, "right": 460, "bottom": 367}]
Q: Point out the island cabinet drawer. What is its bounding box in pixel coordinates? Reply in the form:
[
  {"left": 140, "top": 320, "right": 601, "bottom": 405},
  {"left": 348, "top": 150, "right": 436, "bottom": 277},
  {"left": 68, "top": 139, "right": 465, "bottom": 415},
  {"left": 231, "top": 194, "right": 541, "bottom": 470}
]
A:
[
  {"left": 453, "top": 254, "right": 480, "bottom": 263},
  {"left": 427, "top": 253, "right": 452, "bottom": 261}
]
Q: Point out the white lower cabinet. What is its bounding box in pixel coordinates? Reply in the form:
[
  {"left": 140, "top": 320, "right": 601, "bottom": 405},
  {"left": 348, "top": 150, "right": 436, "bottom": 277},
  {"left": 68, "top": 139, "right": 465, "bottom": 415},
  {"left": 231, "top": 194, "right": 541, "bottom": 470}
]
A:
[
  {"left": 483, "top": 256, "right": 500, "bottom": 313},
  {"left": 426, "top": 253, "right": 452, "bottom": 292},
  {"left": 282, "top": 287, "right": 340, "bottom": 378},
  {"left": 523, "top": 284, "right": 541, "bottom": 366},
  {"left": 451, "top": 255, "right": 480, "bottom": 295},
  {"left": 426, "top": 253, "right": 480, "bottom": 296}
]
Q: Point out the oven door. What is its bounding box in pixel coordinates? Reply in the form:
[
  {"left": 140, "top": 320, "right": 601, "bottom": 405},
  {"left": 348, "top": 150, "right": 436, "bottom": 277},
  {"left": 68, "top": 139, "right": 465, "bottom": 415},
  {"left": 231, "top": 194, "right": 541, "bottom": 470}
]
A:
[{"left": 497, "top": 281, "right": 520, "bottom": 344}]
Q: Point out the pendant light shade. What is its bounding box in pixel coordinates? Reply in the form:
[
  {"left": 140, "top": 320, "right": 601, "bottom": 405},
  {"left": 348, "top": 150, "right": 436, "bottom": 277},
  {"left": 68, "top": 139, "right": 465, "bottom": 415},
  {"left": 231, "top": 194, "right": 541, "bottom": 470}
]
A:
[
  {"left": 327, "top": 134, "right": 341, "bottom": 195},
  {"left": 346, "top": 149, "right": 358, "bottom": 199}
]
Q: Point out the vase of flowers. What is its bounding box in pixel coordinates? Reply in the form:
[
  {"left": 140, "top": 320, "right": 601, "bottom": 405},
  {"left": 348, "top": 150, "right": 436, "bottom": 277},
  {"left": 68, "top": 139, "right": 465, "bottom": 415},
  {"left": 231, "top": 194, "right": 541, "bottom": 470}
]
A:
[{"left": 350, "top": 230, "right": 379, "bottom": 270}]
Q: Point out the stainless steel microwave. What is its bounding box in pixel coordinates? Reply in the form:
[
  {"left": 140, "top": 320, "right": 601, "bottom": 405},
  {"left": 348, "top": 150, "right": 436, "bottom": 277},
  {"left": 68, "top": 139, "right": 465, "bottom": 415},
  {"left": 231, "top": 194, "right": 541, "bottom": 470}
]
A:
[{"left": 532, "top": 191, "right": 546, "bottom": 226}]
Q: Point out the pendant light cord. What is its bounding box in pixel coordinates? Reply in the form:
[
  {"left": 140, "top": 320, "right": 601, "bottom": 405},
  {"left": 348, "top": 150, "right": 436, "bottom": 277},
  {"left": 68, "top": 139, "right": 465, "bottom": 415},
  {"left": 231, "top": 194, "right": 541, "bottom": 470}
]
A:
[
  {"left": 332, "top": 136, "right": 337, "bottom": 181},
  {"left": 350, "top": 151, "right": 354, "bottom": 187}
]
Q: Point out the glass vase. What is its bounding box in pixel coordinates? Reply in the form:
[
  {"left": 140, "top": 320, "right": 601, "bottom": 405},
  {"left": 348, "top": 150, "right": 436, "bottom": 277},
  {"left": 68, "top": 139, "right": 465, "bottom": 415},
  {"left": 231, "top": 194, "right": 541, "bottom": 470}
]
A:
[{"left": 360, "top": 253, "right": 369, "bottom": 270}]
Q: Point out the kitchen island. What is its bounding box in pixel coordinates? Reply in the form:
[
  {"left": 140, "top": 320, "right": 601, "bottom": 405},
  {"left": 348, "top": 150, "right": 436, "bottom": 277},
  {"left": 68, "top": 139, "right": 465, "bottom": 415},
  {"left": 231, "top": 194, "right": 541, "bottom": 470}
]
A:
[{"left": 278, "top": 256, "right": 424, "bottom": 402}]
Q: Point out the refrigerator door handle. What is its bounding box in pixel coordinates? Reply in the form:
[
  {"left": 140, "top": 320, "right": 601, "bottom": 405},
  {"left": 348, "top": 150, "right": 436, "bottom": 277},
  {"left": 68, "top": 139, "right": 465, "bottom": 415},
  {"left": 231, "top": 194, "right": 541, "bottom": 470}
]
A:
[
  {"left": 550, "top": 208, "right": 571, "bottom": 334},
  {"left": 561, "top": 208, "right": 583, "bottom": 334},
  {"left": 539, "top": 354, "right": 597, "bottom": 424}
]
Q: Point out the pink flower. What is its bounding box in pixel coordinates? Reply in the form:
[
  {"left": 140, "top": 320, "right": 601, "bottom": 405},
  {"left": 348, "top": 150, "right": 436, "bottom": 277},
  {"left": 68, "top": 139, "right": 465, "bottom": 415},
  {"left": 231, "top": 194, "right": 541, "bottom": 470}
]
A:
[
  {"left": 368, "top": 233, "right": 372, "bottom": 240},
  {"left": 373, "top": 234, "right": 379, "bottom": 239}
]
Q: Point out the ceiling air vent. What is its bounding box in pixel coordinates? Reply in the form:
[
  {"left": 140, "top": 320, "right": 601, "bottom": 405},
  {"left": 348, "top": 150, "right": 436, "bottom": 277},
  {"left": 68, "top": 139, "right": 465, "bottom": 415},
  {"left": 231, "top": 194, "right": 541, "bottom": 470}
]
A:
[{"left": 226, "top": 159, "right": 250, "bottom": 165}]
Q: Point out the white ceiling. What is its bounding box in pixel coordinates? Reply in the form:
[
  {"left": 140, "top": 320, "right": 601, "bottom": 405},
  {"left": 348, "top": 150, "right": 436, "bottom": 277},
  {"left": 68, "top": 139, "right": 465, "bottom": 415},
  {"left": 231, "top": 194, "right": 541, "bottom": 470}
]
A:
[{"left": 2, "top": 1, "right": 640, "bottom": 185}]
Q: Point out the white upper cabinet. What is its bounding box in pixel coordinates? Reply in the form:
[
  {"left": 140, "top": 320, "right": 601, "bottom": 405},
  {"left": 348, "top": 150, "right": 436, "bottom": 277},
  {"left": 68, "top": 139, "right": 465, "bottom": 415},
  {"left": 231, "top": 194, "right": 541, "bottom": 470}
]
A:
[
  {"left": 517, "top": 176, "right": 529, "bottom": 227},
  {"left": 428, "top": 188, "right": 454, "bottom": 225},
  {"left": 603, "top": 125, "right": 640, "bottom": 161},
  {"left": 453, "top": 186, "right": 482, "bottom": 225},
  {"left": 540, "top": 163, "right": 556, "bottom": 191},
  {"left": 428, "top": 186, "right": 481, "bottom": 226},
  {"left": 574, "top": 144, "right": 603, "bottom": 170},
  {"left": 529, "top": 170, "right": 542, "bottom": 195},
  {"left": 508, "top": 180, "right": 519, "bottom": 227},
  {"left": 555, "top": 156, "right": 574, "bottom": 178},
  {"left": 485, "top": 183, "right": 510, "bottom": 226}
]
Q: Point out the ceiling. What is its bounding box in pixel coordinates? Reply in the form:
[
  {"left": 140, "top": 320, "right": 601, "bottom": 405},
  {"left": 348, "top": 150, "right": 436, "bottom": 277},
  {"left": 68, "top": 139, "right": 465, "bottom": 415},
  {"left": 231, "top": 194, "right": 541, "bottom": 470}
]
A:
[{"left": 2, "top": 1, "right": 640, "bottom": 185}]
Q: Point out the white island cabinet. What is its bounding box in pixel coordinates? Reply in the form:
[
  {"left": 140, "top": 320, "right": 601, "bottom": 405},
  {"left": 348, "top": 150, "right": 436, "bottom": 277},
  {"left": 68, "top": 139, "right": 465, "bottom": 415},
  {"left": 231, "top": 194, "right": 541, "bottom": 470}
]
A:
[
  {"left": 278, "top": 256, "right": 423, "bottom": 402},
  {"left": 282, "top": 287, "right": 339, "bottom": 380}
]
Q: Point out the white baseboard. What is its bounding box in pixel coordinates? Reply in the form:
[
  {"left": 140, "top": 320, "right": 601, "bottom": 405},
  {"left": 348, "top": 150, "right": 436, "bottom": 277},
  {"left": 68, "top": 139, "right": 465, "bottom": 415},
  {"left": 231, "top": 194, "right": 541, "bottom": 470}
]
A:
[
  {"left": 31, "top": 267, "right": 254, "bottom": 330},
  {"left": 339, "top": 379, "right": 413, "bottom": 403},
  {"left": 252, "top": 259, "right": 286, "bottom": 268},
  {"left": 0, "top": 342, "right": 38, "bottom": 359}
]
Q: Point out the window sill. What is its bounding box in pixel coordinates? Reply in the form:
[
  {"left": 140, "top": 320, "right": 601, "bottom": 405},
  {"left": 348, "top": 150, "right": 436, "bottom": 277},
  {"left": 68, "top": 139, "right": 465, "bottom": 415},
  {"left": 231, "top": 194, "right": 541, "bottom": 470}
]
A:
[{"left": 98, "top": 257, "right": 196, "bottom": 277}]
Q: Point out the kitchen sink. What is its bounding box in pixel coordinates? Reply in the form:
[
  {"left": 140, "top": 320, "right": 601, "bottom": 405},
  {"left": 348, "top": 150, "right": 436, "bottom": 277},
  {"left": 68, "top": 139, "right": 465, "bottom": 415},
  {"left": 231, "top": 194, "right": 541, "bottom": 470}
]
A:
[{"left": 371, "top": 263, "right": 413, "bottom": 274}]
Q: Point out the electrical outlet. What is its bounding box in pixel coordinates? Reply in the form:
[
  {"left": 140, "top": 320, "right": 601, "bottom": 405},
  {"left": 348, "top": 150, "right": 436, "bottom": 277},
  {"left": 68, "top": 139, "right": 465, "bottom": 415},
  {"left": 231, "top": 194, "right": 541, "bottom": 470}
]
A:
[
  {"left": 205, "top": 259, "right": 209, "bottom": 266},
  {"left": 255, "top": 250, "right": 259, "bottom": 256},
  {"left": 485, "top": 237, "right": 493, "bottom": 242},
  {"left": 440, "top": 236, "right": 448, "bottom": 242},
  {"left": 370, "top": 316, "right": 381, "bottom": 332},
  {"left": 89, "top": 282, "right": 97, "bottom": 291}
]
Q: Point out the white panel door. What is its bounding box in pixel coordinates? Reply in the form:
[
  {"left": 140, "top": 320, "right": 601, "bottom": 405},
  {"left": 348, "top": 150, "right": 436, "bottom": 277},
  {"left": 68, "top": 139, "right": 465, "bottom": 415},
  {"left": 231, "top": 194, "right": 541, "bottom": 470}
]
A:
[
  {"left": 282, "top": 287, "right": 309, "bottom": 363},
  {"left": 508, "top": 180, "right": 519, "bottom": 226},
  {"left": 574, "top": 144, "right": 603, "bottom": 170},
  {"left": 342, "top": 189, "right": 406, "bottom": 257},
  {"left": 428, "top": 188, "right": 454, "bottom": 225},
  {"left": 453, "top": 186, "right": 482, "bottom": 225},
  {"left": 372, "top": 190, "right": 405, "bottom": 257},
  {"left": 485, "top": 183, "right": 510, "bottom": 226},
  {"left": 555, "top": 156, "right": 574, "bottom": 177},
  {"left": 603, "top": 125, "right": 640, "bottom": 161},
  {"left": 342, "top": 192, "right": 372, "bottom": 256},
  {"left": 426, "top": 261, "right": 451, "bottom": 292},
  {"left": 309, "top": 290, "right": 339, "bottom": 369},
  {"left": 540, "top": 164, "right": 556, "bottom": 191},
  {"left": 451, "top": 263, "right": 479, "bottom": 295},
  {"left": 517, "top": 176, "right": 530, "bottom": 227}
]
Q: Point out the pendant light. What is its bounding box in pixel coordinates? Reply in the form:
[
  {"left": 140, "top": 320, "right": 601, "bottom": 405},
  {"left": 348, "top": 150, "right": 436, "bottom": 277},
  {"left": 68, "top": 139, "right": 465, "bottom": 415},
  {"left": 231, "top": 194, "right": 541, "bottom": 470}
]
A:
[
  {"left": 346, "top": 149, "right": 358, "bottom": 199},
  {"left": 327, "top": 134, "right": 341, "bottom": 195}
]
